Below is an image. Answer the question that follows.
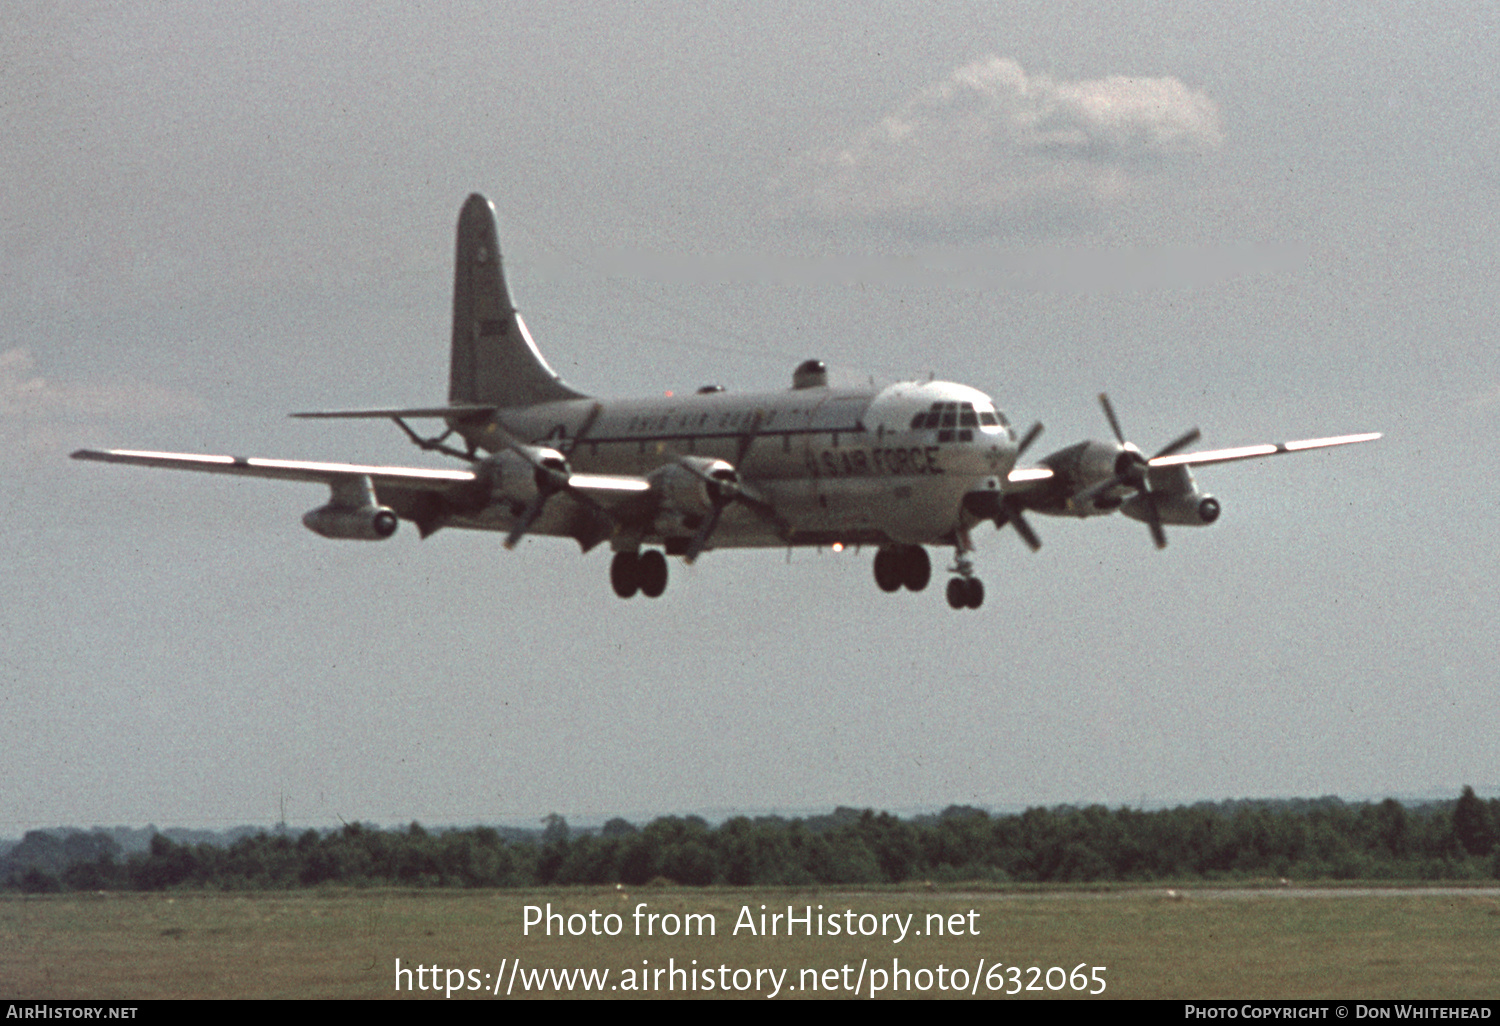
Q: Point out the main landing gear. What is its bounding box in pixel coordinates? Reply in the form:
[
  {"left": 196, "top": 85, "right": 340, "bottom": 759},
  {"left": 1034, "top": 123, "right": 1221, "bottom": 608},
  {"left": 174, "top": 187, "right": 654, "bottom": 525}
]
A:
[
  {"left": 873, "top": 545, "right": 931, "bottom": 594},
  {"left": 875, "top": 545, "right": 983, "bottom": 610},
  {"left": 611, "top": 549, "right": 668, "bottom": 599}
]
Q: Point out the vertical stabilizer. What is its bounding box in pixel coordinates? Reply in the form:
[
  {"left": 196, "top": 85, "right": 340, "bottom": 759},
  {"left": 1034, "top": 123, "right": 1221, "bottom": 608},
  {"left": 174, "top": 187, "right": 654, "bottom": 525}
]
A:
[{"left": 449, "top": 194, "right": 588, "bottom": 407}]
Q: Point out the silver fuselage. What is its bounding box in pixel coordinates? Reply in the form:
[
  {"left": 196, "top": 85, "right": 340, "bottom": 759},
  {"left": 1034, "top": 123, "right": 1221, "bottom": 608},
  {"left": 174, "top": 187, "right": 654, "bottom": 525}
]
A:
[{"left": 450, "top": 379, "right": 1018, "bottom": 549}]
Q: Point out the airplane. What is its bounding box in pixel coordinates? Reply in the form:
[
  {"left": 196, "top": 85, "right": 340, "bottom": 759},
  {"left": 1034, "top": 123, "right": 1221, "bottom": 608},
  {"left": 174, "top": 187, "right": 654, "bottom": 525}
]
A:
[{"left": 73, "top": 193, "right": 1381, "bottom": 611}]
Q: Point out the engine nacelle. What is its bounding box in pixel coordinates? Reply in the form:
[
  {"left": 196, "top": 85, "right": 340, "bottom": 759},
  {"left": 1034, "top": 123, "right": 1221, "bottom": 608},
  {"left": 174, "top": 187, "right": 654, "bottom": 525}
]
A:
[
  {"left": 483, "top": 447, "right": 569, "bottom": 506},
  {"left": 1121, "top": 492, "right": 1221, "bottom": 526},
  {"left": 1120, "top": 464, "right": 1221, "bottom": 526},
  {"left": 302, "top": 473, "right": 399, "bottom": 540},
  {"left": 649, "top": 457, "right": 738, "bottom": 516},
  {"left": 302, "top": 503, "right": 399, "bottom": 540},
  {"left": 1038, "top": 440, "right": 1132, "bottom": 515}
]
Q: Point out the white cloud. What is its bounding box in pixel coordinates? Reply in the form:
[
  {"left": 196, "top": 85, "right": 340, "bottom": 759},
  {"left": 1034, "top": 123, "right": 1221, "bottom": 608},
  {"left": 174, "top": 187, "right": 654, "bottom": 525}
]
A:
[{"left": 773, "top": 57, "right": 1224, "bottom": 239}]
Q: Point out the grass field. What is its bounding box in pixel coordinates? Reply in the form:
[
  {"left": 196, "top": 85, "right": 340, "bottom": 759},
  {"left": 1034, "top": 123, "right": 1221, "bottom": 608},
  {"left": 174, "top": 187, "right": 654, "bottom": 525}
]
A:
[{"left": 4, "top": 886, "right": 1499, "bottom": 999}]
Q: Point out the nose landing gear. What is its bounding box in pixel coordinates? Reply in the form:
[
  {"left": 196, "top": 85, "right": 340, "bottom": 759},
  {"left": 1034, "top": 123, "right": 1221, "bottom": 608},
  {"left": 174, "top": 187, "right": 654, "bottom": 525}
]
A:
[
  {"left": 945, "top": 548, "right": 984, "bottom": 611},
  {"left": 946, "top": 575, "right": 984, "bottom": 610}
]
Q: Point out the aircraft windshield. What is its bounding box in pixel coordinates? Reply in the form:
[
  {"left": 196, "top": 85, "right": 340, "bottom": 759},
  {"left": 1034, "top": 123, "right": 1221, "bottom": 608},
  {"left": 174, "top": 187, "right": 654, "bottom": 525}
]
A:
[{"left": 907, "top": 400, "right": 1004, "bottom": 441}]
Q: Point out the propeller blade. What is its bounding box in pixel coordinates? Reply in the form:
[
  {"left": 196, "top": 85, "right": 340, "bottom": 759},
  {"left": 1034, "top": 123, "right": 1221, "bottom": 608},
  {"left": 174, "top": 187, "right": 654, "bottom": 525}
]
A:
[
  {"left": 504, "top": 494, "right": 549, "bottom": 549},
  {"left": 1009, "top": 508, "right": 1042, "bottom": 551},
  {"left": 1074, "top": 471, "right": 1128, "bottom": 509},
  {"left": 1016, "top": 421, "right": 1044, "bottom": 458},
  {"left": 1152, "top": 427, "right": 1201, "bottom": 462},
  {"left": 733, "top": 410, "right": 765, "bottom": 466},
  {"left": 683, "top": 504, "right": 724, "bottom": 565},
  {"left": 1141, "top": 487, "right": 1168, "bottom": 549},
  {"left": 987, "top": 494, "right": 1043, "bottom": 551},
  {"left": 1099, "top": 393, "right": 1127, "bottom": 445}
]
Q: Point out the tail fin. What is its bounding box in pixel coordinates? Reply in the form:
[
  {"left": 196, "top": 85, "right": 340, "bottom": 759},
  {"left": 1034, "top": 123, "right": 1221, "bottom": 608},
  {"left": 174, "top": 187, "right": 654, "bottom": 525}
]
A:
[{"left": 449, "top": 194, "right": 587, "bottom": 407}]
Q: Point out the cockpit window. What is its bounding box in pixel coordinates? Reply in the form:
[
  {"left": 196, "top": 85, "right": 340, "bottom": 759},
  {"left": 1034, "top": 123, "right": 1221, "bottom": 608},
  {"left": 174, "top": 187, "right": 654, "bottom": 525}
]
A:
[{"left": 909, "top": 399, "right": 1001, "bottom": 438}]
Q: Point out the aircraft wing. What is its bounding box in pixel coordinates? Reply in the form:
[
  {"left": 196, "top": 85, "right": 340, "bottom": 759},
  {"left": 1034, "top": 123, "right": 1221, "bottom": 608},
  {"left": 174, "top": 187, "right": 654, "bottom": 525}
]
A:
[
  {"left": 70, "top": 447, "right": 653, "bottom": 492},
  {"left": 70, "top": 447, "right": 654, "bottom": 544},
  {"left": 1006, "top": 466, "right": 1056, "bottom": 485},
  {"left": 1147, "top": 432, "right": 1382, "bottom": 468},
  {"left": 70, "top": 448, "right": 478, "bottom": 489},
  {"left": 1004, "top": 431, "right": 1382, "bottom": 490}
]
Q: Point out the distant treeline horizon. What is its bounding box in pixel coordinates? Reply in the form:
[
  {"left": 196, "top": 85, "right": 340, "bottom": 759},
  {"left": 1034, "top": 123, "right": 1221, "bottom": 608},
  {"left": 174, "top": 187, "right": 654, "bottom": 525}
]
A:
[{"left": 4, "top": 791, "right": 1498, "bottom": 893}]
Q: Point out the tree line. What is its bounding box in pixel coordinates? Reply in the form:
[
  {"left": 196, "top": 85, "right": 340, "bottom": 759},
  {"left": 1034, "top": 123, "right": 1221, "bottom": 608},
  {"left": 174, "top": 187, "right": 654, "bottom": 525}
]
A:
[{"left": 5, "top": 790, "right": 1498, "bottom": 893}]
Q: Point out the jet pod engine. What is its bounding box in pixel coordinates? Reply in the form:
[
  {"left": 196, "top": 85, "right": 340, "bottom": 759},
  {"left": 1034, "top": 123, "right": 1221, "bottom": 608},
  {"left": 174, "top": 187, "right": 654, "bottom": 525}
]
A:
[
  {"left": 302, "top": 503, "right": 398, "bottom": 540},
  {"left": 302, "top": 475, "right": 398, "bottom": 540},
  {"left": 1120, "top": 464, "right": 1220, "bottom": 526}
]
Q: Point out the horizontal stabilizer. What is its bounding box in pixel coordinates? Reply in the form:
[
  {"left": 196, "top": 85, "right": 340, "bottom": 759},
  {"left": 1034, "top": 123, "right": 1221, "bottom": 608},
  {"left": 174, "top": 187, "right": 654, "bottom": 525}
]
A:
[{"left": 290, "top": 405, "right": 497, "bottom": 421}]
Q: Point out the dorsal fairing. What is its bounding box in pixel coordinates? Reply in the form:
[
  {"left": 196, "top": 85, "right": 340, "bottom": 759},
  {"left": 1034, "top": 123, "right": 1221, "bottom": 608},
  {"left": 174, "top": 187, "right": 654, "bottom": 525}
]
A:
[{"left": 449, "top": 194, "right": 588, "bottom": 409}]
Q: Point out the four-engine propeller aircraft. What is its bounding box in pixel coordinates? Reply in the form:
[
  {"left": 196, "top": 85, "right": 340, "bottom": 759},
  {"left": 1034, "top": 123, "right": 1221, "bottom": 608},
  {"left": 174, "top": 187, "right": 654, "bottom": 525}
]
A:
[{"left": 74, "top": 194, "right": 1380, "bottom": 610}]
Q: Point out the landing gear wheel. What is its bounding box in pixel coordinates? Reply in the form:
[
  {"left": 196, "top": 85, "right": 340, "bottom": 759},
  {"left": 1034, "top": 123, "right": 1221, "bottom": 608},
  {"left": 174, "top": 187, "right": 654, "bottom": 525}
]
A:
[
  {"left": 873, "top": 549, "right": 902, "bottom": 593},
  {"left": 610, "top": 551, "right": 640, "bottom": 598},
  {"left": 900, "top": 546, "right": 931, "bottom": 592},
  {"left": 964, "top": 577, "right": 984, "bottom": 610},
  {"left": 638, "top": 549, "right": 669, "bottom": 598},
  {"left": 946, "top": 576, "right": 985, "bottom": 610},
  {"left": 946, "top": 577, "right": 968, "bottom": 610}
]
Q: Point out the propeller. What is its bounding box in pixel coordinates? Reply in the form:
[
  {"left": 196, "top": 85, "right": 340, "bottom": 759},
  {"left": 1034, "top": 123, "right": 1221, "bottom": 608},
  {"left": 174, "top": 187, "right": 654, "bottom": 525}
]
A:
[
  {"left": 680, "top": 410, "right": 789, "bottom": 563},
  {"left": 503, "top": 453, "right": 572, "bottom": 549},
  {"left": 683, "top": 466, "right": 742, "bottom": 564},
  {"left": 994, "top": 420, "right": 1045, "bottom": 551},
  {"left": 1075, "top": 393, "right": 1200, "bottom": 549},
  {"left": 485, "top": 415, "right": 619, "bottom": 550}
]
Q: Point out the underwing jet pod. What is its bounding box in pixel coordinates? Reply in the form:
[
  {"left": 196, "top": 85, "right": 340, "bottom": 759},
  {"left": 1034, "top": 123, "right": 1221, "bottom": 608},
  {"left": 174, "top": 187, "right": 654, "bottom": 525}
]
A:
[{"left": 73, "top": 193, "right": 1381, "bottom": 611}]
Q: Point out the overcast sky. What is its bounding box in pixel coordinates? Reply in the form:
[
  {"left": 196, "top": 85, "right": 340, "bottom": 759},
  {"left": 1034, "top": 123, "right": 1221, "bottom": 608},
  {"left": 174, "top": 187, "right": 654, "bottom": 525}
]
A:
[{"left": 3, "top": 2, "right": 1495, "bottom": 833}]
